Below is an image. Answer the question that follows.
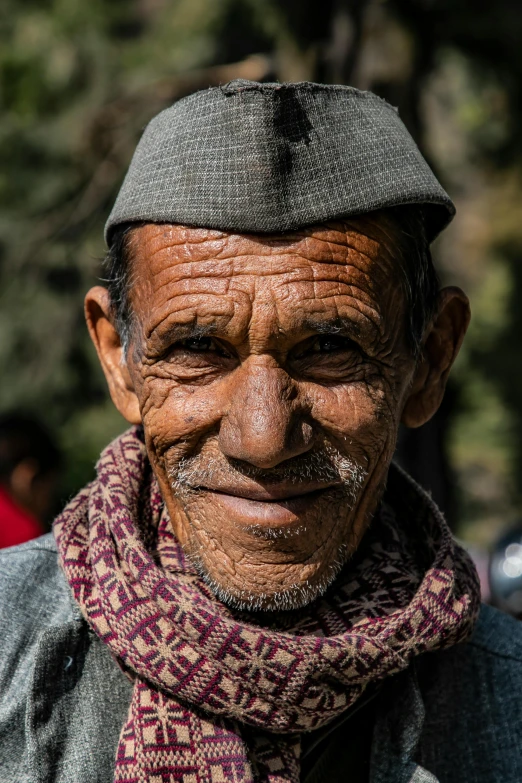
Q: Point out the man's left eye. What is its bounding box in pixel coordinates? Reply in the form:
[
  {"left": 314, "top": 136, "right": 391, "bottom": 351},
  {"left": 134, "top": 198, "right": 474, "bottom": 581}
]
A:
[
  {"left": 309, "top": 335, "right": 357, "bottom": 353},
  {"left": 179, "top": 336, "right": 216, "bottom": 352}
]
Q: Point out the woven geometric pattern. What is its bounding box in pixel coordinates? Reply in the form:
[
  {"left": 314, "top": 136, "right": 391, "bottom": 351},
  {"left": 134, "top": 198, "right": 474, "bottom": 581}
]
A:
[{"left": 54, "top": 427, "right": 480, "bottom": 783}]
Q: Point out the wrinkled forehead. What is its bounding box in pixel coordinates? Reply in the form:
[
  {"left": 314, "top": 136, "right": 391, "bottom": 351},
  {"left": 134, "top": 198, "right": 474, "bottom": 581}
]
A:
[
  {"left": 124, "top": 219, "right": 405, "bottom": 345},
  {"left": 127, "top": 217, "right": 400, "bottom": 280}
]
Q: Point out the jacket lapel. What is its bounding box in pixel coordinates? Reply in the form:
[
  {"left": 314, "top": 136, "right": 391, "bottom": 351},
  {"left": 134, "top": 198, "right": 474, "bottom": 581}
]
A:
[{"left": 370, "top": 666, "right": 439, "bottom": 783}]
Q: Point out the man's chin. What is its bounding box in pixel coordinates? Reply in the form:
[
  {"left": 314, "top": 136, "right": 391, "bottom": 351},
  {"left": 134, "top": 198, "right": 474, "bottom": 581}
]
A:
[{"left": 188, "top": 545, "right": 348, "bottom": 613}]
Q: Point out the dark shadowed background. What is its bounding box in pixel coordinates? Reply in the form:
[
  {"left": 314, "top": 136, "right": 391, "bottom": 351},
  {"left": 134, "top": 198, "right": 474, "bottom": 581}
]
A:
[{"left": 1, "top": 0, "right": 521, "bottom": 546}]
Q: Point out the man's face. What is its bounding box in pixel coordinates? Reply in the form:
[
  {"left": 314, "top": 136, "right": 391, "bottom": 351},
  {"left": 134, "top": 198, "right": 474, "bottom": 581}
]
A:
[{"left": 108, "top": 219, "right": 418, "bottom": 610}]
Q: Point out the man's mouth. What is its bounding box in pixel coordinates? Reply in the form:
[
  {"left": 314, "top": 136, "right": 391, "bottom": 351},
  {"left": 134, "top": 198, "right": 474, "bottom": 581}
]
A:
[
  {"left": 187, "top": 483, "right": 339, "bottom": 527},
  {"left": 193, "top": 480, "right": 339, "bottom": 502},
  {"left": 169, "top": 448, "right": 366, "bottom": 530}
]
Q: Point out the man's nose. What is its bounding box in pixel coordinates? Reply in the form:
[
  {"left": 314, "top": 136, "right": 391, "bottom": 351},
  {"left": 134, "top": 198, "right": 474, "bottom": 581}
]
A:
[{"left": 218, "top": 359, "right": 314, "bottom": 469}]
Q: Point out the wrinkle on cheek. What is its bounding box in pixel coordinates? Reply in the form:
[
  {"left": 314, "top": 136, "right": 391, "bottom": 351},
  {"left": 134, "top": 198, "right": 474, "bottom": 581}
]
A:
[
  {"left": 139, "top": 382, "right": 172, "bottom": 421},
  {"left": 309, "top": 379, "right": 399, "bottom": 464},
  {"left": 139, "top": 380, "right": 225, "bottom": 459}
]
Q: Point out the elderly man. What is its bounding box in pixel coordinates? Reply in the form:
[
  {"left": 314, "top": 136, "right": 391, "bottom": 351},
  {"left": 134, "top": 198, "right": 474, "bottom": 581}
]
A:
[{"left": 1, "top": 80, "right": 521, "bottom": 783}]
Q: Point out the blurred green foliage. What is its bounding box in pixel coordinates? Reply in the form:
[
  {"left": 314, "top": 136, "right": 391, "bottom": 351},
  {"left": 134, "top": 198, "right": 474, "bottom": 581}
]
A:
[{"left": 1, "top": 0, "right": 522, "bottom": 539}]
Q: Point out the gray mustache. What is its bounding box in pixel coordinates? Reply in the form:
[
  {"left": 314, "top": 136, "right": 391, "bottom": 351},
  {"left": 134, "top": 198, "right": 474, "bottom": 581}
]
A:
[{"left": 169, "top": 443, "right": 367, "bottom": 495}]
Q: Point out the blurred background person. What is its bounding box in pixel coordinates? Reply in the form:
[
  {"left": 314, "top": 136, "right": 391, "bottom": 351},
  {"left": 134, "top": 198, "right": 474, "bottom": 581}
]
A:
[{"left": 0, "top": 412, "right": 61, "bottom": 549}]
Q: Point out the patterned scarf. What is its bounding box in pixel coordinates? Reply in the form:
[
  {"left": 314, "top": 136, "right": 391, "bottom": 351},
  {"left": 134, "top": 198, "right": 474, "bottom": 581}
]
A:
[{"left": 54, "top": 427, "right": 480, "bottom": 783}]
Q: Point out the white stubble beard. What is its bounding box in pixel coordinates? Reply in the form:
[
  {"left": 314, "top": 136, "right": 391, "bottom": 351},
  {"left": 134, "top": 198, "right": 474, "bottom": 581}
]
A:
[{"left": 168, "top": 445, "right": 367, "bottom": 612}]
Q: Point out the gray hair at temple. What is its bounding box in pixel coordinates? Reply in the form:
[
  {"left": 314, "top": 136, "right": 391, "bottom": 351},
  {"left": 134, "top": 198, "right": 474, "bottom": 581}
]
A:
[{"left": 102, "top": 80, "right": 451, "bottom": 356}]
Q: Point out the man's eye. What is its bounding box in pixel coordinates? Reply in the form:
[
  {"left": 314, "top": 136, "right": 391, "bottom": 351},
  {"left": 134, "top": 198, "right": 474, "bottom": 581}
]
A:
[
  {"left": 178, "top": 336, "right": 219, "bottom": 352},
  {"left": 309, "top": 335, "right": 357, "bottom": 353}
]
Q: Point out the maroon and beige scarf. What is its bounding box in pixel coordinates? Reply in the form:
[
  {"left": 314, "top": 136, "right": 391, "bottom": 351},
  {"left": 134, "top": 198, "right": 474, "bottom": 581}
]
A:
[{"left": 54, "top": 427, "right": 480, "bottom": 783}]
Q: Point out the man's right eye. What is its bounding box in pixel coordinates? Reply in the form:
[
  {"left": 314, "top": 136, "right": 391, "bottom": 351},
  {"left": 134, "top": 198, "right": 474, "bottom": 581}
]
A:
[{"left": 170, "top": 336, "right": 234, "bottom": 361}]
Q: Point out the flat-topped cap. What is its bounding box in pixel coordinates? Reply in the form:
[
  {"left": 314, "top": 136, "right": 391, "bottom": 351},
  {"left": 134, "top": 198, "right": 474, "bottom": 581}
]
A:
[{"left": 105, "top": 79, "right": 454, "bottom": 244}]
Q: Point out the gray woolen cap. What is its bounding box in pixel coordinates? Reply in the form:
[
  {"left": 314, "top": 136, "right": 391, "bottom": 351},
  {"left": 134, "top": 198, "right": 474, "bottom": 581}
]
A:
[{"left": 105, "top": 80, "right": 455, "bottom": 244}]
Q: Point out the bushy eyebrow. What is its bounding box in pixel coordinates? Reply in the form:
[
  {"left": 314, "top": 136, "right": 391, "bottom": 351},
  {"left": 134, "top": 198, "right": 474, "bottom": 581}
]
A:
[
  {"left": 147, "top": 320, "right": 219, "bottom": 353},
  {"left": 156, "top": 317, "right": 366, "bottom": 341},
  {"left": 301, "top": 316, "right": 366, "bottom": 341}
]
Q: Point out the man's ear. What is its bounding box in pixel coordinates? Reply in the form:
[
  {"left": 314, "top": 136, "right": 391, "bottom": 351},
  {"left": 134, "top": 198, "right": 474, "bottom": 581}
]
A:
[
  {"left": 84, "top": 286, "right": 141, "bottom": 424},
  {"left": 401, "top": 286, "right": 470, "bottom": 429}
]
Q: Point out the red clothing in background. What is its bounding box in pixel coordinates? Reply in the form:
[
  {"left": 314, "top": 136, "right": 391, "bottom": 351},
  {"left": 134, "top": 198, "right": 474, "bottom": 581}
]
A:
[{"left": 0, "top": 485, "right": 43, "bottom": 549}]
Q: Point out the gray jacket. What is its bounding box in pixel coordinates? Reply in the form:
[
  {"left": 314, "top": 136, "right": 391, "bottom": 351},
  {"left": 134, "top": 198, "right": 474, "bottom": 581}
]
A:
[{"left": 1, "top": 534, "right": 522, "bottom": 783}]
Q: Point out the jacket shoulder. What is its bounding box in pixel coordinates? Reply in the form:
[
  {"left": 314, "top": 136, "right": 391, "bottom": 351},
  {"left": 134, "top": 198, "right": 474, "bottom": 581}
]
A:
[
  {"left": 468, "top": 601, "right": 522, "bottom": 660},
  {"left": 416, "top": 604, "right": 522, "bottom": 781},
  {"left": 0, "top": 529, "right": 57, "bottom": 557},
  {"left": 0, "top": 533, "right": 78, "bottom": 705},
  {"left": 0, "top": 532, "right": 76, "bottom": 630},
  {"left": 0, "top": 534, "right": 133, "bottom": 783}
]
